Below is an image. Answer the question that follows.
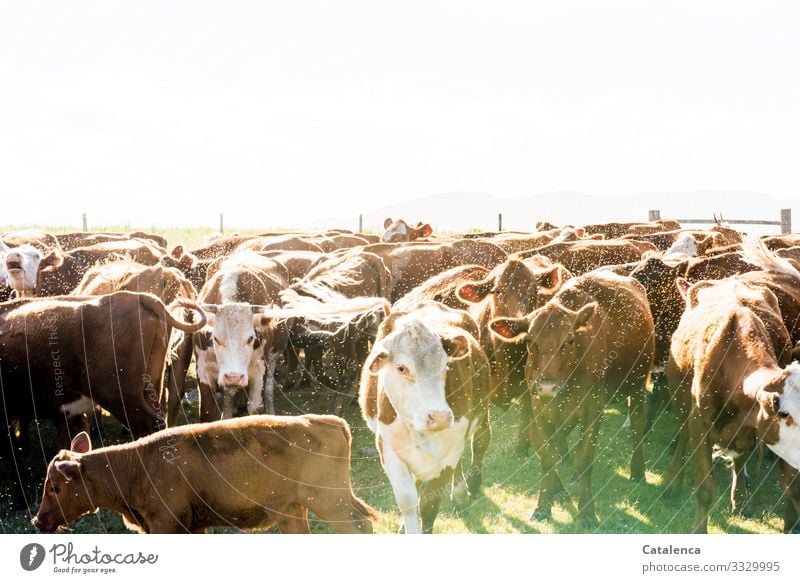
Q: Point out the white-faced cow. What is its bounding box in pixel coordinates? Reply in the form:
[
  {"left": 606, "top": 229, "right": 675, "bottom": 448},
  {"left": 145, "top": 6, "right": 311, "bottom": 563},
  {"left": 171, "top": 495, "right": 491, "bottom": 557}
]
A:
[
  {"left": 195, "top": 251, "right": 291, "bottom": 420},
  {"left": 4, "top": 244, "right": 43, "bottom": 297},
  {"left": 359, "top": 301, "right": 491, "bottom": 533},
  {"left": 381, "top": 218, "right": 433, "bottom": 243}
]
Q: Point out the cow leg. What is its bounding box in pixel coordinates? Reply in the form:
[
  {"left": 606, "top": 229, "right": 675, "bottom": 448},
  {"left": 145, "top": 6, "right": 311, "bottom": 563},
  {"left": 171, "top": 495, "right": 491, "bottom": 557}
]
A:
[
  {"left": 420, "top": 472, "right": 451, "bottom": 534},
  {"left": 467, "top": 411, "right": 491, "bottom": 495},
  {"left": 451, "top": 459, "right": 470, "bottom": 509},
  {"left": 245, "top": 359, "right": 266, "bottom": 416},
  {"left": 263, "top": 356, "right": 277, "bottom": 415},
  {"left": 515, "top": 397, "right": 533, "bottom": 455},
  {"left": 530, "top": 400, "right": 568, "bottom": 521},
  {"left": 283, "top": 345, "right": 302, "bottom": 389},
  {"left": 730, "top": 453, "right": 750, "bottom": 516},
  {"left": 690, "top": 408, "right": 716, "bottom": 534},
  {"left": 381, "top": 441, "right": 421, "bottom": 534},
  {"left": 574, "top": 402, "right": 602, "bottom": 527},
  {"left": 276, "top": 504, "right": 311, "bottom": 534},
  {"left": 628, "top": 392, "right": 646, "bottom": 482},
  {"left": 198, "top": 381, "right": 220, "bottom": 422},
  {"left": 779, "top": 460, "right": 800, "bottom": 533},
  {"left": 663, "top": 419, "right": 690, "bottom": 498},
  {"left": 166, "top": 332, "right": 193, "bottom": 426},
  {"left": 222, "top": 389, "right": 236, "bottom": 419}
]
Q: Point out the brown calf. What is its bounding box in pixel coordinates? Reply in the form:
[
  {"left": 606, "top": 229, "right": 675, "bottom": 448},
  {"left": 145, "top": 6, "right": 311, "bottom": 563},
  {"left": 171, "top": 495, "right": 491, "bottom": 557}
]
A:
[{"left": 33, "top": 416, "right": 376, "bottom": 533}]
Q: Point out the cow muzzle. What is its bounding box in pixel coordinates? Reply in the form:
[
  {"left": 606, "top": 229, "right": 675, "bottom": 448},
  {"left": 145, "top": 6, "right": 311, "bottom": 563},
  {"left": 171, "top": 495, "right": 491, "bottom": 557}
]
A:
[
  {"left": 221, "top": 372, "right": 247, "bottom": 388},
  {"left": 32, "top": 512, "right": 62, "bottom": 533},
  {"left": 534, "top": 382, "right": 560, "bottom": 398},
  {"left": 422, "top": 409, "right": 454, "bottom": 432}
]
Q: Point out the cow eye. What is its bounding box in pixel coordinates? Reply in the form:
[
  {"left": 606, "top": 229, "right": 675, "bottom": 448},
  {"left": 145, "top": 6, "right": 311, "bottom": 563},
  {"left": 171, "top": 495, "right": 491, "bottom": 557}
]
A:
[
  {"left": 51, "top": 485, "right": 61, "bottom": 495},
  {"left": 213, "top": 337, "right": 222, "bottom": 345},
  {"left": 778, "top": 410, "right": 790, "bottom": 419},
  {"left": 246, "top": 336, "right": 255, "bottom": 344},
  {"left": 397, "top": 365, "right": 407, "bottom": 374}
]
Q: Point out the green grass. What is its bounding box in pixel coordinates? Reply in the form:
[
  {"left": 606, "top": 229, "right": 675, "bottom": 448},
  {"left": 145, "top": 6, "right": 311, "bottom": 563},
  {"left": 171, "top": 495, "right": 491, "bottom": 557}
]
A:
[{"left": 0, "top": 384, "right": 786, "bottom": 534}]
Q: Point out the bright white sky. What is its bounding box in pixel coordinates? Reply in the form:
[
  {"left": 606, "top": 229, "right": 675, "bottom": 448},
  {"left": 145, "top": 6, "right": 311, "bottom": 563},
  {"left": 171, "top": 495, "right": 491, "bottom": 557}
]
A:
[{"left": 2, "top": 1, "right": 800, "bottom": 228}]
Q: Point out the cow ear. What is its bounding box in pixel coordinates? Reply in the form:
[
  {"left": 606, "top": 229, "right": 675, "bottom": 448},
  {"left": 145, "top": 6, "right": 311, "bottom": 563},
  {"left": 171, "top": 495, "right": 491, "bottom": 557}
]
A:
[
  {"left": 573, "top": 302, "right": 596, "bottom": 332},
  {"left": 457, "top": 279, "right": 494, "bottom": 303},
  {"left": 535, "top": 265, "right": 561, "bottom": 294},
  {"left": 574, "top": 227, "right": 585, "bottom": 238},
  {"left": 366, "top": 348, "right": 389, "bottom": 374},
  {"left": 675, "top": 277, "right": 691, "bottom": 304},
  {"left": 170, "top": 245, "right": 184, "bottom": 259},
  {"left": 756, "top": 390, "right": 781, "bottom": 416},
  {"left": 70, "top": 431, "right": 92, "bottom": 454},
  {"left": 55, "top": 460, "right": 82, "bottom": 481},
  {"left": 40, "top": 250, "right": 64, "bottom": 270},
  {"left": 383, "top": 218, "right": 393, "bottom": 229},
  {"left": 489, "top": 317, "right": 529, "bottom": 342},
  {"left": 419, "top": 223, "right": 433, "bottom": 238},
  {"left": 442, "top": 334, "right": 470, "bottom": 360},
  {"left": 253, "top": 313, "right": 276, "bottom": 331}
]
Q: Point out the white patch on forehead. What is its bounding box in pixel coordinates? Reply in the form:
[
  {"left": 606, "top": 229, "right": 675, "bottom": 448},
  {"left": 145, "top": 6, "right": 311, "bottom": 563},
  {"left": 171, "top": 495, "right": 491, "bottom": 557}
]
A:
[
  {"left": 768, "top": 363, "right": 800, "bottom": 470},
  {"left": 664, "top": 233, "right": 697, "bottom": 258},
  {"left": 381, "top": 221, "right": 408, "bottom": 242},
  {"left": 219, "top": 270, "right": 239, "bottom": 303}
]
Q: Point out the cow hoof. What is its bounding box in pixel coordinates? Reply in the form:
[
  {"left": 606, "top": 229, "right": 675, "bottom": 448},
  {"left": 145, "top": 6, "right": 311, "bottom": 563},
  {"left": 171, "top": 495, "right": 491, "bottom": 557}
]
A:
[
  {"left": 514, "top": 440, "right": 530, "bottom": 456},
  {"left": 529, "top": 506, "right": 552, "bottom": 522},
  {"left": 466, "top": 470, "right": 482, "bottom": 495},
  {"left": 451, "top": 485, "right": 471, "bottom": 509},
  {"left": 577, "top": 515, "right": 599, "bottom": 530},
  {"left": 630, "top": 472, "right": 646, "bottom": 483}
]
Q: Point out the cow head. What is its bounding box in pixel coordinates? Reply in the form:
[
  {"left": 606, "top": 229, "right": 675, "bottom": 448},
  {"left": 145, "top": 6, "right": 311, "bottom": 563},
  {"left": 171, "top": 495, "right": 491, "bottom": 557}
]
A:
[
  {"left": 4, "top": 244, "right": 43, "bottom": 297},
  {"left": 33, "top": 432, "right": 95, "bottom": 533},
  {"left": 201, "top": 303, "right": 286, "bottom": 389},
  {"left": 457, "top": 259, "right": 562, "bottom": 317},
  {"left": 35, "top": 249, "right": 67, "bottom": 295},
  {"left": 381, "top": 218, "right": 433, "bottom": 243},
  {"left": 366, "top": 318, "right": 470, "bottom": 432},
  {"left": 750, "top": 363, "right": 800, "bottom": 470},
  {"left": 490, "top": 300, "right": 597, "bottom": 397}
]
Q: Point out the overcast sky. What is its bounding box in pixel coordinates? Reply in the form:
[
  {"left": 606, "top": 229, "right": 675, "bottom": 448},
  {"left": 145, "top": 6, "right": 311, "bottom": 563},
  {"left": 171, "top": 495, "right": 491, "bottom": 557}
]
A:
[{"left": 2, "top": 1, "right": 800, "bottom": 229}]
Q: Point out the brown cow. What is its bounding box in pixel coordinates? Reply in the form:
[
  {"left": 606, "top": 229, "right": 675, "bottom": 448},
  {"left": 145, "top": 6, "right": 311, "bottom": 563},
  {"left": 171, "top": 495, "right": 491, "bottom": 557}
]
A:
[
  {"left": 393, "top": 264, "right": 489, "bottom": 311},
  {"left": 189, "top": 235, "right": 255, "bottom": 260},
  {"left": 33, "top": 417, "right": 376, "bottom": 533},
  {"left": 160, "top": 246, "right": 210, "bottom": 291},
  {"left": 238, "top": 235, "right": 325, "bottom": 254},
  {"left": 0, "top": 291, "right": 205, "bottom": 452},
  {"left": 664, "top": 276, "right": 800, "bottom": 533},
  {"left": 515, "top": 239, "right": 648, "bottom": 275},
  {"left": 259, "top": 250, "right": 329, "bottom": 282},
  {"left": 381, "top": 218, "right": 433, "bottom": 242},
  {"left": 74, "top": 260, "right": 196, "bottom": 304},
  {"left": 1, "top": 229, "right": 59, "bottom": 252},
  {"left": 490, "top": 271, "right": 654, "bottom": 526},
  {"left": 764, "top": 234, "right": 800, "bottom": 251},
  {"left": 365, "top": 239, "right": 507, "bottom": 301},
  {"left": 456, "top": 257, "right": 567, "bottom": 453}
]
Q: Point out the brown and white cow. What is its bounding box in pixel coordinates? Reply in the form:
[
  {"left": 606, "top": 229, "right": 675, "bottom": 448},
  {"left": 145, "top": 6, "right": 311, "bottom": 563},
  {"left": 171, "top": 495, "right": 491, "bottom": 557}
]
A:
[
  {"left": 359, "top": 301, "right": 491, "bottom": 533},
  {"left": 393, "top": 264, "right": 490, "bottom": 311},
  {"left": 664, "top": 275, "right": 800, "bottom": 533},
  {"left": 515, "top": 239, "right": 650, "bottom": 276},
  {"left": 1, "top": 229, "right": 59, "bottom": 252},
  {"left": 491, "top": 271, "right": 654, "bottom": 525},
  {"left": 33, "top": 416, "right": 376, "bottom": 534},
  {"left": 195, "top": 251, "right": 291, "bottom": 420},
  {"left": 3, "top": 244, "right": 42, "bottom": 297},
  {"left": 381, "top": 218, "right": 433, "bottom": 243}
]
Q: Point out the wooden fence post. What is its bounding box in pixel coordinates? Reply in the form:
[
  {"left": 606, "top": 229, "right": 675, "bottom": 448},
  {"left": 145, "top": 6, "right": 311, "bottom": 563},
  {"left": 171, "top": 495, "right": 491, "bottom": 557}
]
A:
[
  {"left": 498, "top": 213, "right": 503, "bottom": 232},
  {"left": 358, "top": 214, "right": 363, "bottom": 233},
  {"left": 82, "top": 213, "right": 88, "bottom": 232},
  {"left": 219, "top": 213, "right": 224, "bottom": 235},
  {"left": 648, "top": 209, "right": 661, "bottom": 222},
  {"left": 781, "top": 208, "right": 792, "bottom": 234}
]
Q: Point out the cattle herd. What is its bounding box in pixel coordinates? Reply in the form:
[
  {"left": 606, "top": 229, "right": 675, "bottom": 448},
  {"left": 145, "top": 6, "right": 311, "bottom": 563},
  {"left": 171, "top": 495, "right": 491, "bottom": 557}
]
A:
[{"left": 2, "top": 217, "right": 800, "bottom": 534}]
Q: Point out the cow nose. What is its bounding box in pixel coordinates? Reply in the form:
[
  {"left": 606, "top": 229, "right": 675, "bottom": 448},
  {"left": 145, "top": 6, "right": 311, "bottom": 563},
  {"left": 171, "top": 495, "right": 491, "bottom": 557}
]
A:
[
  {"left": 426, "top": 410, "right": 453, "bottom": 431},
  {"left": 222, "top": 372, "right": 246, "bottom": 387},
  {"left": 31, "top": 515, "right": 39, "bottom": 528}
]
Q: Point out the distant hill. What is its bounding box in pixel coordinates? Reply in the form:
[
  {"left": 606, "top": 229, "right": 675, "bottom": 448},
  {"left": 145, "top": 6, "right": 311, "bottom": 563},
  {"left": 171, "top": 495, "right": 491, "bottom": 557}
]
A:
[{"left": 304, "top": 190, "right": 797, "bottom": 235}]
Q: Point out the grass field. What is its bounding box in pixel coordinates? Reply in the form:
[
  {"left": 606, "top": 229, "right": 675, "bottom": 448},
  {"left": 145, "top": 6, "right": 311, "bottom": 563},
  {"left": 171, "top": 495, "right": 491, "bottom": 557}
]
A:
[{"left": 0, "top": 379, "right": 787, "bottom": 534}]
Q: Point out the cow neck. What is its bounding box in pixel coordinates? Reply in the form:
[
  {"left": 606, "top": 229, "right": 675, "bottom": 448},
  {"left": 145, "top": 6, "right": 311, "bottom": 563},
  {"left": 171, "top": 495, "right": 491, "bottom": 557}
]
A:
[{"left": 80, "top": 446, "right": 146, "bottom": 522}]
